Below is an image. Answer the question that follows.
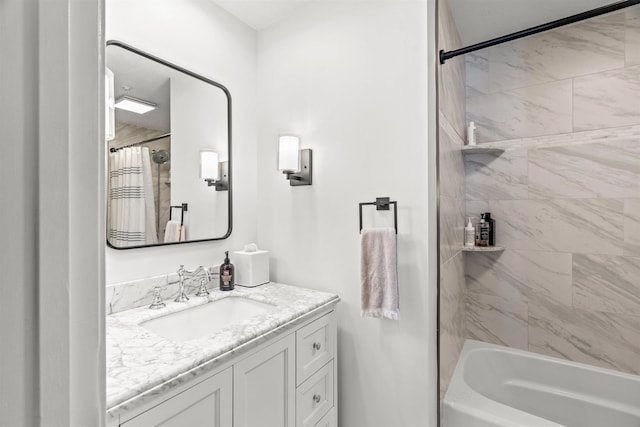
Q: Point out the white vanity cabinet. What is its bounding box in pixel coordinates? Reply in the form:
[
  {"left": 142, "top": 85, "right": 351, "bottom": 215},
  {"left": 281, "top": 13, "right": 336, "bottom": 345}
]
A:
[
  {"left": 233, "top": 334, "right": 296, "bottom": 427},
  {"left": 121, "top": 368, "right": 232, "bottom": 427},
  {"left": 113, "top": 308, "right": 337, "bottom": 427}
]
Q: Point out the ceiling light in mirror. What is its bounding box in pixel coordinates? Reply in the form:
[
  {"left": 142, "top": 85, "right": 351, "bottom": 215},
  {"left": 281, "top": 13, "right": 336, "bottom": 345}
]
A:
[{"left": 115, "top": 95, "right": 158, "bottom": 114}]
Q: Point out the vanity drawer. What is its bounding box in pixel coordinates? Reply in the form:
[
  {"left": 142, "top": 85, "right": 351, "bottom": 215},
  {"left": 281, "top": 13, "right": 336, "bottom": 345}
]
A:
[
  {"left": 296, "top": 311, "right": 335, "bottom": 385},
  {"left": 296, "top": 361, "right": 334, "bottom": 427}
]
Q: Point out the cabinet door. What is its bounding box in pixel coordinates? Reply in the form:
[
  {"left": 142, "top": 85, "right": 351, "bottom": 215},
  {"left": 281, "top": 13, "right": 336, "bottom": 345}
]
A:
[
  {"left": 121, "top": 368, "right": 232, "bottom": 427},
  {"left": 313, "top": 408, "right": 336, "bottom": 427},
  {"left": 233, "top": 334, "right": 296, "bottom": 427}
]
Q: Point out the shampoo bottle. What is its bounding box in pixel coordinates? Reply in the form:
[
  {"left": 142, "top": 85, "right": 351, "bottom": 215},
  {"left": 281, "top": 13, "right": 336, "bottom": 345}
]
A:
[
  {"left": 464, "top": 217, "right": 475, "bottom": 247},
  {"left": 484, "top": 212, "right": 496, "bottom": 246},
  {"left": 477, "top": 214, "right": 489, "bottom": 247},
  {"left": 467, "top": 121, "right": 476, "bottom": 146},
  {"left": 219, "top": 251, "right": 235, "bottom": 291}
]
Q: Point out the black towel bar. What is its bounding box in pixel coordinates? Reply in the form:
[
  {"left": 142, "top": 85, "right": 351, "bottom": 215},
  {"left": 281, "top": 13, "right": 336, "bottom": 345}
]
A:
[{"left": 359, "top": 197, "right": 398, "bottom": 234}]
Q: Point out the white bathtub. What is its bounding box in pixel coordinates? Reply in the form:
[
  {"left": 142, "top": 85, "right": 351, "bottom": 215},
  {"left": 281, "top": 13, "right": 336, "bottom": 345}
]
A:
[{"left": 443, "top": 340, "right": 640, "bottom": 427}]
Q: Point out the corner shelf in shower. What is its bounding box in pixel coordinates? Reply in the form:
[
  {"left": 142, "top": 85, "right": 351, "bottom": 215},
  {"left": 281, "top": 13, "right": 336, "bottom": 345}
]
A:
[
  {"left": 460, "top": 145, "right": 505, "bottom": 155},
  {"left": 461, "top": 246, "right": 505, "bottom": 252}
]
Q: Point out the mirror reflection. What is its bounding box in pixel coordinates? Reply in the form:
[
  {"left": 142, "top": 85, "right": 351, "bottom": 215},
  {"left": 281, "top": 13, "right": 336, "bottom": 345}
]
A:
[{"left": 106, "top": 41, "right": 232, "bottom": 249}]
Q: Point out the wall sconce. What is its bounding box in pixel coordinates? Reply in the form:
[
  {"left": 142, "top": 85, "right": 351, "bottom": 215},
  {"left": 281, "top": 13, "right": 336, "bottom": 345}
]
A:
[
  {"left": 200, "top": 150, "right": 229, "bottom": 192},
  {"left": 277, "top": 135, "right": 312, "bottom": 186}
]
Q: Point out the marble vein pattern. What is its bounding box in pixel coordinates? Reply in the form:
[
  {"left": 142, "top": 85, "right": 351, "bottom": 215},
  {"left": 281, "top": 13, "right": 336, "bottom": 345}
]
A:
[
  {"left": 107, "top": 267, "right": 218, "bottom": 315},
  {"left": 106, "top": 283, "right": 339, "bottom": 416},
  {"left": 471, "top": 124, "right": 640, "bottom": 149},
  {"left": 465, "top": 200, "right": 489, "bottom": 221},
  {"left": 439, "top": 114, "right": 465, "bottom": 201},
  {"left": 467, "top": 80, "right": 572, "bottom": 142},
  {"left": 529, "top": 302, "right": 640, "bottom": 375},
  {"left": 489, "top": 198, "right": 624, "bottom": 254},
  {"left": 465, "top": 50, "right": 489, "bottom": 97},
  {"left": 466, "top": 292, "right": 528, "bottom": 350},
  {"left": 573, "top": 64, "right": 640, "bottom": 131},
  {"left": 624, "top": 198, "right": 640, "bottom": 256},
  {"left": 528, "top": 139, "right": 640, "bottom": 199},
  {"left": 626, "top": 6, "right": 640, "bottom": 66},
  {"left": 438, "top": 0, "right": 466, "bottom": 140},
  {"left": 573, "top": 254, "right": 640, "bottom": 316},
  {"left": 439, "top": 253, "right": 466, "bottom": 399},
  {"left": 465, "top": 249, "right": 572, "bottom": 306},
  {"left": 438, "top": 0, "right": 467, "bottom": 403},
  {"left": 439, "top": 195, "right": 464, "bottom": 263},
  {"left": 488, "top": 13, "right": 624, "bottom": 93},
  {"left": 465, "top": 147, "right": 528, "bottom": 201}
]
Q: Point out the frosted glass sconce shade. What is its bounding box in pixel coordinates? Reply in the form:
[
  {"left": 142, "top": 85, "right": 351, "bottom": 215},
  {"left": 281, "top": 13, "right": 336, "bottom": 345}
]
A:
[
  {"left": 115, "top": 95, "right": 157, "bottom": 114},
  {"left": 278, "top": 135, "right": 301, "bottom": 173},
  {"left": 200, "top": 150, "right": 229, "bottom": 191},
  {"left": 200, "top": 150, "right": 220, "bottom": 182},
  {"left": 277, "top": 134, "right": 312, "bottom": 186}
]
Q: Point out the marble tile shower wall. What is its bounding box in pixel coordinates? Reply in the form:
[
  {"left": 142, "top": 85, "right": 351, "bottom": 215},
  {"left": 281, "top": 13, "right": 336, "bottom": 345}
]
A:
[
  {"left": 464, "top": 6, "right": 640, "bottom": 375},
  {"left": 437, "top": 0, "right": 467, "bottom": 399}
]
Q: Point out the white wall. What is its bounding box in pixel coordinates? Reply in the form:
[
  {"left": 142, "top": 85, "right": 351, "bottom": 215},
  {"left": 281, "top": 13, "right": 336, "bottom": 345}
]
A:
[
  {"left": 2, "top": 0, "right": 105, "bottom": 425},
  {"left": 256, "top": 2, "right": 436, "bottom": 425},
  {"left": 171, "top": 74, "right": 229, "bottom": 239},
  {"left": 106, "top": 0, "right": 258, "bottom": 283},
  {"left": 1, "top": 1, "right": 39, "bottom": 424}
]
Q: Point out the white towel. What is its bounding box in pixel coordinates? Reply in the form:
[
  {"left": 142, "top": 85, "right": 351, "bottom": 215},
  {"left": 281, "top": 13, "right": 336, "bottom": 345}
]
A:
[
  {"left": 179, "top": 223, "right": 186, "bottom": 241},
  {"left": 360, "top": 228, "right": 399, "bottom": 319},
  {"left": 164, "top": 220, "right": 182, "bottom": 243}
]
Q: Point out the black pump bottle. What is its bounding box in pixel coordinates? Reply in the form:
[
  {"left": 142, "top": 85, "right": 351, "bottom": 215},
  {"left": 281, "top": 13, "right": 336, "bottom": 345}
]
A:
[{"left": 219, "top": 251, "right": 235, "bottom": 291}]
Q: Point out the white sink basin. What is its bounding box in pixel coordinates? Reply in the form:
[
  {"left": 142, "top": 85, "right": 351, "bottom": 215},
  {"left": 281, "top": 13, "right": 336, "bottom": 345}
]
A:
[{"left": 141, "top": 297, "right": 275, "bottom": 342}]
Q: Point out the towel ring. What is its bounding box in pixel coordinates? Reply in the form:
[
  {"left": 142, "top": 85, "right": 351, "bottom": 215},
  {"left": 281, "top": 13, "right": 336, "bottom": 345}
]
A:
[
  {"left": 359, "top": 197, "right": 397, "bottom": 234},
  {"left": 169, "top": 203, "right": 188, "bottom": 226}
]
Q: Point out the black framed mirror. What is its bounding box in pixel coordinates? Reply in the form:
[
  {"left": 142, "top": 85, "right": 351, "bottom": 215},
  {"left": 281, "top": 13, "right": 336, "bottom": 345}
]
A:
[{"left": 106, "top": 41, "right": 232, "bottom": 249}]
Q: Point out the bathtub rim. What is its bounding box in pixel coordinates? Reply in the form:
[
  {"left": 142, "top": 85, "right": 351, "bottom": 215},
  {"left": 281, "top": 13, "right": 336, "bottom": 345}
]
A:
[{"left": 443, "top": 339, "right": 640, "bottom": 427}]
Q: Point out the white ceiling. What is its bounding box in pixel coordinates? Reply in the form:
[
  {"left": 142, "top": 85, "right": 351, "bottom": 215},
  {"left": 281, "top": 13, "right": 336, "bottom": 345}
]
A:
[
  {"left": 212, "top": 0, "right": 623, "bottom": 45},
  {"left": 213, "top": 0, "right": 309, "bottom": 30},
  {"left": 448, "top": 0, "right": 620, "bottom": 45}
]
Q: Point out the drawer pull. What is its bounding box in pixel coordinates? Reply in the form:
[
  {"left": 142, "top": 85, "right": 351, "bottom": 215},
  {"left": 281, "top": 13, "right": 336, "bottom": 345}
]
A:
[
  {"left": 312, "top": 342, "right": 322, "bottom": 351},
  {"left": 313, "top": 394, "right": 322, "bottom": 404}
]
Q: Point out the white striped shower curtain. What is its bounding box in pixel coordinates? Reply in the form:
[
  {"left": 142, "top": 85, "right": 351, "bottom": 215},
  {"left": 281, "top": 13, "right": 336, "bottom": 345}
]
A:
[{"left": 108, "top": 147, "right": 158, "bottom": 247}]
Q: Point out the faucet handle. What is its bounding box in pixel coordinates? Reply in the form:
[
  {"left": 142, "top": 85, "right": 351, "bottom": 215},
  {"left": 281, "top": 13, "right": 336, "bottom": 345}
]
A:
[
  {"left": 149, "top": 286, "right": 166, "bottom": 310},
  {"left": 175, "top": 266, "right": 190, "bottom": 303},
  {"left": 195, "top": 278, "right": 210, "bottom": 297}
]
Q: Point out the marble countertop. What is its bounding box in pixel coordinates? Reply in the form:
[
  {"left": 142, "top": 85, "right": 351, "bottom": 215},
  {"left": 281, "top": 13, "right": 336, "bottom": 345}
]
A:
[{"left": 107, "top": 282, "right": 339, "bottom": 418}]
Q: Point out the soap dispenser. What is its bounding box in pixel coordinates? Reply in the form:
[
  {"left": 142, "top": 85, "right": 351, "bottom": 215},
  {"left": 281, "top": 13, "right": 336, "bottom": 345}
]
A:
[{"left": 219, "top": 251, "right": 235, "bottom": 291}]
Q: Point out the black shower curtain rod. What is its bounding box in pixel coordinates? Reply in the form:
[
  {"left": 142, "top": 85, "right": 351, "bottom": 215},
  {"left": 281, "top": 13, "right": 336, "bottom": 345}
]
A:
[
  {"left": 439, "top": 0, "right": 640, "bottom": 64},
  {"left": 109, "top": 133, "right": 171, "bottom": 152}
]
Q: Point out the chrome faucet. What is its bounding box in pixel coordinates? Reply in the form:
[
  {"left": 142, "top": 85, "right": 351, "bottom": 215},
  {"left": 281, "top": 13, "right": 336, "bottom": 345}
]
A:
[{"left": 174, "top": 265, "right": 211, "bottom": 302}]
